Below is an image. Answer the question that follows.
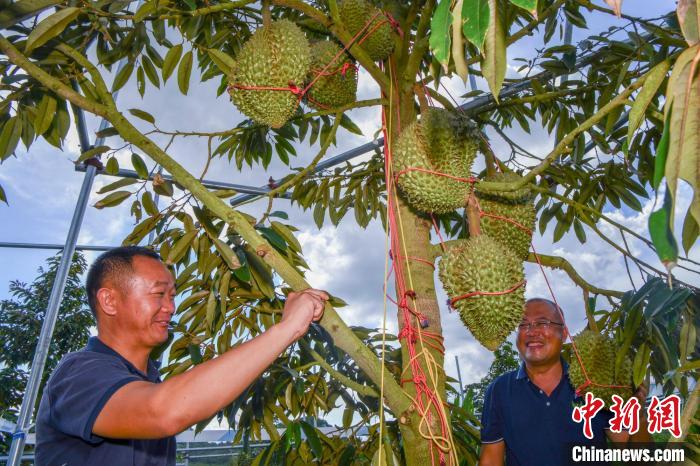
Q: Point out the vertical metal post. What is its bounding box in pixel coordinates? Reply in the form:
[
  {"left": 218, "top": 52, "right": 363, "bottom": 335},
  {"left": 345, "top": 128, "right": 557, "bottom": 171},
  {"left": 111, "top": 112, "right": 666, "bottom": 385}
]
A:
[
  {"left": 7, "top": 65, "right": 127, "bottom": 464},
  {"left": 455, "top": 355, "right": 464, "bottom": 397}
]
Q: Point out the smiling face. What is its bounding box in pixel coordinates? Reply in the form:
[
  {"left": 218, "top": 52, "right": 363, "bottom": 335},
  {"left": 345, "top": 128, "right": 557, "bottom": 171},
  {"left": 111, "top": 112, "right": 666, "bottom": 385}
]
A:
[
  {"left": 516, "top": 300, "right": 567, "bottom": 368},
  {"left": 101, "top": 255, "right": 176, "bottom": 349}
]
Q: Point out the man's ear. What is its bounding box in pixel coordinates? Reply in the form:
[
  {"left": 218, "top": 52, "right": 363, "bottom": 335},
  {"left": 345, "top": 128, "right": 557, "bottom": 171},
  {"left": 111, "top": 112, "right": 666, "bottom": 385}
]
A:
[{"left": 96, "top": 286, "right": 119, "bottom": 317}]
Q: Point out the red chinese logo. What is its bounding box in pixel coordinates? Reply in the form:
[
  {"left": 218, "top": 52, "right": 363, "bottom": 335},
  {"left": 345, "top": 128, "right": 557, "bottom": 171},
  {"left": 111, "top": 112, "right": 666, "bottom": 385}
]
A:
[
  {"left": 647, "top": 395, "right": 682, "bottom": 438},
  {"left": 608, "top": 395, "right": 641, "bottom": 435},
  {"left": 572, "top": 392, "right": 605, "bottom": 439}
]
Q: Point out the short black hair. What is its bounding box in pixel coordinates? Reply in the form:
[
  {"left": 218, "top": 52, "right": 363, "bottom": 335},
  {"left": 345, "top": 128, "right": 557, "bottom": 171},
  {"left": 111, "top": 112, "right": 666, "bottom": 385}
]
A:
[
  {"left": 86, "top": 246, "right": 161, "bottom": 317},
  {"left": 525, "top": 297, "right": 564, "bottom": 322}
]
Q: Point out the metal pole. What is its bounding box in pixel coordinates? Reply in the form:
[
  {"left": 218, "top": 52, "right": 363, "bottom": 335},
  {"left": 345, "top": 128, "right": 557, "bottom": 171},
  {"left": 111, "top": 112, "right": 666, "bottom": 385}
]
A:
[
  {"left": 455, "top": 355, "right": 464, "bottom": 397},
  {"left": 7, "top": 68, "right": 126, "bottom": 464},
  {"left": 0, "top": 241, "right": 116, "bottom": 251}
]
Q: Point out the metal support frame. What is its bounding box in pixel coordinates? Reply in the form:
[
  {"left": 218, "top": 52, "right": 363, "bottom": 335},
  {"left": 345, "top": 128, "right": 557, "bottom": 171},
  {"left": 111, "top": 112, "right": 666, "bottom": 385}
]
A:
[{"left": 0, "top": 241, "right": 116, "bottom": 252}]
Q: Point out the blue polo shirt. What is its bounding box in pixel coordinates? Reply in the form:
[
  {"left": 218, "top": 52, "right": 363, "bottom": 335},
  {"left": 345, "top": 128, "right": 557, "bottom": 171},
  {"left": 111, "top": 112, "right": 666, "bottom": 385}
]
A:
[
  {"left": 35, "top": 337, "right": 176, "bottom": 465},
  {"left": 481, "top": 361, "right": 613, "bottom": 466}
]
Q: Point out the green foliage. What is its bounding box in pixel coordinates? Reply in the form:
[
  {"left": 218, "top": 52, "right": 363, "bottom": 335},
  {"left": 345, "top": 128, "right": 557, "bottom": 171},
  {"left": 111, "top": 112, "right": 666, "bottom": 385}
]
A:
[
  {"left": 0, "top": 252, "right": 93, "bottom": 451},
  {"left": 464, "top": 341, "right": 520, "bottom": 412}
]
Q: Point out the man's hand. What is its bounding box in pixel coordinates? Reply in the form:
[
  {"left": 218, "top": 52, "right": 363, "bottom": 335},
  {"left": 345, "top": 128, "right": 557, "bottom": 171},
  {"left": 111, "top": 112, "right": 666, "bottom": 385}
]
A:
[{"left": 279, "top": 288, "right": 328, "bottom": 341}]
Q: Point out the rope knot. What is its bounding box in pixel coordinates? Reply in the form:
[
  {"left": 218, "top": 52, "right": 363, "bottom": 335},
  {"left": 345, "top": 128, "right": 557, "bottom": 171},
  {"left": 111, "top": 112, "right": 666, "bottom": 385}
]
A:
[
  {"left": 340, "top": 62, "right": 357, "bottom": 77},
  {"left": 575, "top": 380, "right": 592, "bottom": 397},
  {"left": 288, "top": 82, "right": 304, "bottom": 96}
]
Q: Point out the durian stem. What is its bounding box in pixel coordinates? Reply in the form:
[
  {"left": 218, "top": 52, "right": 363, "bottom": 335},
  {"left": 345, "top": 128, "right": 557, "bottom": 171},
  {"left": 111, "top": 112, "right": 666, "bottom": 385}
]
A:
[
  {"left": 481, "top": 137, "right": 499, "bottom": 177},
  {"left": 466, "top": 196, "right": 481, "bottom": 237},
  {"left": 261, "top": 0, "right": 271, "bottom": 27},
  {"left": 582, "top": 290, "right": 599, "bottom": 332},
  {"left": 414, "top": 84, "right": 429, "bottom": 114}
]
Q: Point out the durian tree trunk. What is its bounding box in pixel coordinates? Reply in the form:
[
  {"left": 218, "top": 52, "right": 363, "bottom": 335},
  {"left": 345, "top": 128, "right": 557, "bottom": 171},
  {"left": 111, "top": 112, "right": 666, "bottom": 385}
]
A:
[{"left": 386, "top": 79, "right": 450, "bottom": 466}]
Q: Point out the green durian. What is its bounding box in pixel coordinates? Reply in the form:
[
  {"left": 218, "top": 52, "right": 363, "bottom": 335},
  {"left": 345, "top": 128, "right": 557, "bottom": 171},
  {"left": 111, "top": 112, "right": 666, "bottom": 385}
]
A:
[
  {"left": 393, "top": 108, "right": 479, "bottom": 214},
  {"left": 338, "top": 0, "right": 395, "bottom": 61},
  {"left": 229, "top": 20, "right": 310, "bottom": 128},
  {"left": 306, "top": 41, "right": 357, "bottom": 109},
  {"left": 568, "top": 329, "right": 634, "bottom": 405},
  {"left": 439, "top": 235, "right": 525, "bottom": 350}
]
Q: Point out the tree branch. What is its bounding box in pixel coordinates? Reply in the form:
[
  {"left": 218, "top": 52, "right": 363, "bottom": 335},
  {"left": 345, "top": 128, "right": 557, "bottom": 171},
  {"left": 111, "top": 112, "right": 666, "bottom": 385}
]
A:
[
  {"left": 0, "top": 0, "right": 62, "bottom": 28},
  {"left": 0, "top": 33, "right": 413, "bottom": 419},
  {"left": 527, "top": 252, "right": 624, "bottom": 298},
  {"left": 404, "top": 0, "right": 436, "bottom": 89}
]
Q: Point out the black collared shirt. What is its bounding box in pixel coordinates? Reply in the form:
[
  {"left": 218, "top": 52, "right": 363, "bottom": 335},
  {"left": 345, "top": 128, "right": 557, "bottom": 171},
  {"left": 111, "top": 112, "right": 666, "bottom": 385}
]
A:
[{"left": 35, "top": 337, "right": 176, "bottom": 465}]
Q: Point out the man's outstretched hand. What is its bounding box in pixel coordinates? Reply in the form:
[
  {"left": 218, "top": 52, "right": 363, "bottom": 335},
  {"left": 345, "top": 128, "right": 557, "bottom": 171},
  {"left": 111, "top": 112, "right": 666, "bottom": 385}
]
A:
[{"left": 279, "top": 289, "right": 328, "bottom": 341}]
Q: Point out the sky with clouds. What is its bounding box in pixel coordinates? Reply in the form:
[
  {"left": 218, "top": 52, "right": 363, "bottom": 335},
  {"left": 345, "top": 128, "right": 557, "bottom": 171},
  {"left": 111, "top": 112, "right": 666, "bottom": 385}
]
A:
[{"left": 0, "top": 0, "right": 697, "bottom": 429}]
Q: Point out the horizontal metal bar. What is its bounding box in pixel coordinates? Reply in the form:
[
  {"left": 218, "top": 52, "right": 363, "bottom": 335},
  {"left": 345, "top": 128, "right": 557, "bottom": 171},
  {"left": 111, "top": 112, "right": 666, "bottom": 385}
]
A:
[
  {"left": 0, "top": 242, "right": 116, "bottom": 252},
  {"left": 75, "top": 165, "right": 291, "bottom": 198}
]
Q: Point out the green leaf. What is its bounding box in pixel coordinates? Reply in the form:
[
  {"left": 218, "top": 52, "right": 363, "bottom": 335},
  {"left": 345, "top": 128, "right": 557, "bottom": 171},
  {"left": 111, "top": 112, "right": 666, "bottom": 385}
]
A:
[
  {"left": 97, "top": 177, "right": 138, "bottom": 194},
  {"left": 678, "top": 359, "right": 700, "bottom": 372},
  {"left": 258, "top": 227, "right": 287, "bottom": 251},
  {"left": 627, "top": 59, "right": 670, "bottom": 144},
  {"left": 462, "top": 0, "right": 490, "bottom": 50},
  {"left": 162, "top": 44, "right": 183, "bottom": 83},
  {"left": 137, "top": 66, "right": 145, "bottom": 97},
  {"left": 299, "top": 421, "right": 322, "bottom": 459},
  {"left": 207, "top": 48, "right": 236, "bottom": 75},
  {"left": 76, "top": 145, "right": 110, "bottom": 163},
  {"left": 188, "top": 344, "right": 203, "bottom": 364},
  {"left": 142, "top": 191, "right": 158, "bottom": 216},
  {"left": 167, "top": 230, "right": 198, "bottom": 265},
  {"left": 213, "top": 238, "right": 242, "bottom": 269},
  {"left": 112, "top": 62, "right": 134, "bottom": 92},
  {"left": 509, "top": 0, "right": 537, "bottom": 16},
  {"left": 679, "top": 316, "right": 697, "bottom": 362},
  {"left": 131, "top": 153, "right": 149, "bottom": 179},
  {"left": 632, "top": 343, "right": 650, "bottom": 388},
  {"left": 0, "top": 116, "right": 22, "bottom": 160},
  {"left": 339, "top": 114, "right": 363, "bottom": 135},
  {"left": 96, "top": 127, "right": 119, "bottom": 138},
  {"left": 25, "top": 7, "right": 80, "bottom": 53},
  {"left": 481, "top": 0, "right": 506, "bottom": 101},
  {"left": 141, "top": 56, "right": 160, "bottom": 88},
  {"left": 0, "top": 185, "right": 7, "bottom": 204},
  {"left": 94, "top": 190, "right": 131, "bottom": 209},
  {"left": 133, "top": 2, "right": 155, "bottom": 22},
  {"left": 429, "top": 0, "right": 452, "bottom": 70},
  {"left": 677, "top": 0, "right": 699, "bottom": 46},
  {"left": 128, "top": 108, "right": 156, "bottom": 124},
  {"left": 342, "top": 406, "right": 353, "bottom": 429},
  {"left": 665, "top": 45, "right": 700, "bottom": 233},
  {"left": 648, "top": 188, "right": 679, "bottom": 271},
  {"left": 104, "top": 156, "right": 119, "bottom": 176},
  {"left": 153, "top": 179, "right": 174, "bottom": 197},
  {"left": 681, "top": 205, "right": 699, "bottom": 254},
  {"left": 652, "top": 108, "right": 672, "bottom": 190},
  {"left": 34, "top": 94, "right": 56, "bottom": 135},
  {"left": 178, "top": 50, "right": 193, "bottom": 95},
  {"left": 205, "top": 288, "right": 217, "bottom": 330}
]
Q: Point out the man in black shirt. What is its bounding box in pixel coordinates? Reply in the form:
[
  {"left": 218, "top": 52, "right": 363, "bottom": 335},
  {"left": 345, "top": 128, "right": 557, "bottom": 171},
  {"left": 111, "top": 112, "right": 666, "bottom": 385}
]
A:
[{"left": 35, "top": 246, "right": 327, "bottom": 465}]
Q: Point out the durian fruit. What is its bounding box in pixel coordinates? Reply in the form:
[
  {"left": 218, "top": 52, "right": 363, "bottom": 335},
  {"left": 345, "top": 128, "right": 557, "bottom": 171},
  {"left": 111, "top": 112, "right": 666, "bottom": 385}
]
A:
[
  {"left": 475, "top": 172, "right": 535, "bottom": 259},
  {"left": 306, "top": 41, "right": 358, "bottom": 109},
  {"left": 393, "top": 108, "right": 479, "bottom": 214},
  {"left": 338, "top": 0, "right": 395, "bottom": 61},
  {"left": 568, "top": 329, "right": 633, "bottom": 405},
  {"left": 439, "top": 235, "right": 525, "bottom": 350},
  {"left": 228, "top": 20, "right": 310, "bottom": 128}
]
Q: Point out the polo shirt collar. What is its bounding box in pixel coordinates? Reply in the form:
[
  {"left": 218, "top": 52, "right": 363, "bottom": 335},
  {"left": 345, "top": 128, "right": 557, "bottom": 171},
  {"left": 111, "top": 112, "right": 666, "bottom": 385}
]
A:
[
  {"left": 86, "top": 336, "right": 159, "bottom": 380},
  {"left": 516, "top": 358, "right": 569, "bottom": 381}
]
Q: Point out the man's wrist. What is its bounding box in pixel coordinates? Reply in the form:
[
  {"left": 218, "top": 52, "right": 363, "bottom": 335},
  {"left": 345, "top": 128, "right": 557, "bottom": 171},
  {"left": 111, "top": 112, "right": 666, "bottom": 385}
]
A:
[{"left": 272, "top": 320, "right": 302, "bottom": 347}]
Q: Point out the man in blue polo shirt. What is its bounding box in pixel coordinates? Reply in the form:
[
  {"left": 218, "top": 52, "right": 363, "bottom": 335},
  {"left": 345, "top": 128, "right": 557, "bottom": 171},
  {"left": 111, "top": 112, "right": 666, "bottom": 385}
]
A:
[
  {"left": 35, "top": 246, "right": 328, "bottom": 465},
  {"left": 479, "top": 298, "right": 646, "bottom": 466}
]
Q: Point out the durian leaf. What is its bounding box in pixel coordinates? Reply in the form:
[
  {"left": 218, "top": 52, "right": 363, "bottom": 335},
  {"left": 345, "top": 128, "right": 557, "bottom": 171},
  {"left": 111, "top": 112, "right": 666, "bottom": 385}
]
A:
[
  {"left": 627, "top": 59, "right": 670, "bottom": 146},
  {"left": 128, "top": 108, "right": 156, "bottom": 124},
  {"left": 25, "top": 7, "right": 80, "bottom": 53},
  {"left": 679, "top": 316, "right": 697, "bottom": 363},
  {"left": 462, "top": 0, "right": 490, "bottom": 50},
  {"left": 632, "top": 343, "right": 650, "bottom": 388},
  {"left": 482, "top": 0, "right": 506, "bottom": 101},
  {"left": 207, "top": 48, "right": 235, "bottom": 76},
  {"left": 652, "top": 108, "right": 672, "bottom": 190},
  {"left": 665, "top": 45, "right": 700, "bottom": 229},
  {"left": 0, "top": 185, "right": 7, "bottom": 205},
  {"left": 76, "top": 145, "right": 110, "bottom": 163},
  {"left": 94, "top": 190, "right": 131, "bottom": 209},
  {"left": 648, "top": 188, "right": 679, "bottom": 271},
  {"left": 178, "top": 50, "right": 193, "bottom": 95},
  {"left": 131, "top": 153, "right": 149, "bottom": 179},
  {"left": 677, "top": 0, "right": 699, "bottom": 45},
  {"left": 105, "top": 157, "right": 119, "bottom": 175},
  {"left": 112, "top": 62, "right": 134, "bottom": 92},
  {"left": 0, "top": 116, "right": 22, "bottom": 161},
  {"left": 133, "top": 2, "right": 155, "bottom": 22},
  {"left": 681, "top": 205, "right": 699, "bottom": 254},
  {"left": 141, "top": 55, "right": 160, "bottom": 88},
  {"left": 162, "top": 44, "right": 183, "bottom": 83},
  {"left": 429, "top": 0, "right": 452, "bottom": 70},
  {"left": 34, "top": 94, "right": 56, "bottom": 135},
  {"left": 509, "top": 0, "right": 537, "bottom": 17},
  {"left": 452, "top": 0, "right": 469, "bottom": 82}
]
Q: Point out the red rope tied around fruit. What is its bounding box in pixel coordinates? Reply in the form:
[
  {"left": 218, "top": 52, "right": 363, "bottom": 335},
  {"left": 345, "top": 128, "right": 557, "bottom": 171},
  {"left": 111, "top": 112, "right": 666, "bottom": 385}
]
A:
[
  {"left": 381, "top": 61, "right": 456, "bottom": 466},
  {"left": 448, "top": 280, "right": 527, "bottom": 308}
]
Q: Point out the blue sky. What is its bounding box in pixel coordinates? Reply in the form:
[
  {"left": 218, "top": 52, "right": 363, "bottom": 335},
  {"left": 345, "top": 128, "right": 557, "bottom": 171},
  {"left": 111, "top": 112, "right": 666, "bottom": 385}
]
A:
[{"left": 0, "top": 1, "right": 696, "bottom": 429}]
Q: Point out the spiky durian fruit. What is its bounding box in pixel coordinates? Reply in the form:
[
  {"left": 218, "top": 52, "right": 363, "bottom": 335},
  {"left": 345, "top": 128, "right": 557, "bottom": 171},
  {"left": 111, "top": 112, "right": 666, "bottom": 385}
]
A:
[
  {"left": 228, "top": 20, "right": 310, "bottom": 128},
  {"left": 475, "top": 173, "right": 535, "bottom": 259},
  {"left": 306, "top": 41, "right": 357, "bottom": 109},
  {"left": 439, "top": 236, "right": 525, "bottom": 350},
  {"left": 393, "top": 108, "right": 479, "bottom": 214},
  {"left": 568, "top": 330, "right": 634, "bottom": 405},
  {"left": 338, "top": 0, "right": 395, "bottom": 61}
]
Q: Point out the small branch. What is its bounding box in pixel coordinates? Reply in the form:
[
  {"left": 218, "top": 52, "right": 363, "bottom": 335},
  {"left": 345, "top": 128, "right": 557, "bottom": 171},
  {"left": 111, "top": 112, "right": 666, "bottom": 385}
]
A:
[
  {"left": 582, "top": 289, "right": 600, "bottom": 331},
  {"left": 55, "top": 42, "right": 114, "bottom": 108},
  {"left": 404, "top": 0, "right": 436, "bottom": 88},
  {"left": 300, "top": 340, "right": 380, "bottom": 398},
  {"left": 466, "top": 196, "right": 480, "bottom": 237},
  {"left": 526, "top": 253, "right": 624, "bottom": 298}
]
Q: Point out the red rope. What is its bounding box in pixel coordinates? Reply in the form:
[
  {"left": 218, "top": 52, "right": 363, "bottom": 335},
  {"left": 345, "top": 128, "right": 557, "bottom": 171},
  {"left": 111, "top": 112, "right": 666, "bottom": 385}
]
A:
[
  {"left": 394, "top": 167, "right": 479, "bottom": 185},
  {"left": 449, "top": 280, "right": 526, "bottom": 307}
]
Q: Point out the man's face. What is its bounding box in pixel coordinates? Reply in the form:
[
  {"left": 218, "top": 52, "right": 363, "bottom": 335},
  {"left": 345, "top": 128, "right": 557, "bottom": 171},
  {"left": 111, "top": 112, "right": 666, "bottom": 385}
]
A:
[
  {"left": 516, "top": 301, "right": 567, "bottom": 367},
  {"left": 113, "top": 256, "right": 176, "bottom": 348}
]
